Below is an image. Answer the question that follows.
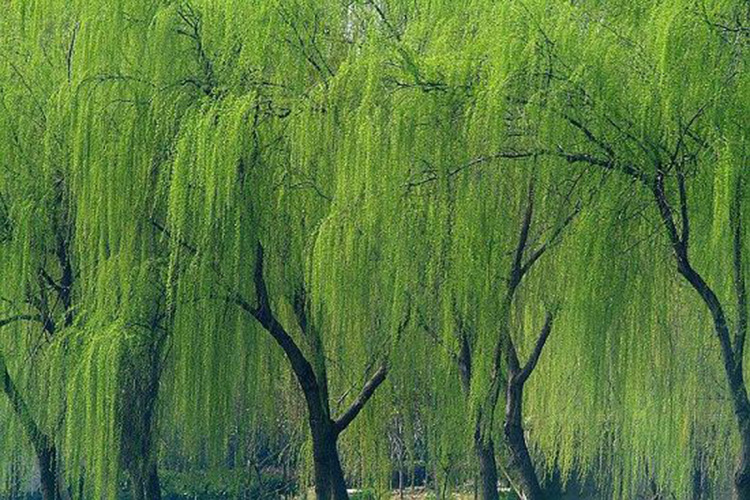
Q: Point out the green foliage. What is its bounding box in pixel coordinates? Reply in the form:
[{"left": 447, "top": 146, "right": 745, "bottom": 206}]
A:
[{"left": 0, "top": 0, "right": 746, "bottom": 498}]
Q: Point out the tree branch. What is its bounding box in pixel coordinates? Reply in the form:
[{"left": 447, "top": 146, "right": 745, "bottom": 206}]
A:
[
  {"left": 520, "top": 201, "right": 580, "bottom": 277},
  {"left": 0, "top": 314, "right": 41, "bottom": 329},
  {"left": 517, "top": 311, "right": 554, "bottom": 385},
  {"left": 677, "top": 166, "right": 690, "bottom": 251},
  {"left": 333, "top": 364, "right": 388, "bottom": 435},
  {"left": 333, "top": 306, "right": 411, "bottom": 434},
  {"left": 233, "top": 243, "right": 321, "bottom": 396},
  {"left": 509, "top": 182, "right": 535, "bottom": 291}
]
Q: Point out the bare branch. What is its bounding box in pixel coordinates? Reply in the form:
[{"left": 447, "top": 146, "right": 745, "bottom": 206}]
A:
[
  {"left": 509, "top": 181, "right": 535, "bottom": 290},
  {"left": 232, "top": 243, "right": 321, "bottom": 396},
  {"left": 517, "top": 311, "right": 554, "bottom": 385},
  {"left": 333, "top": 364, "right": 388, "bottom": 434},
  {"left": 520, "top": 202, "right": 580, "bottom": 278}
]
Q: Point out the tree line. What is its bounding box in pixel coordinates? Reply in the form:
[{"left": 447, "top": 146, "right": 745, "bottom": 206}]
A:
[{"left": 0, "top": 1, "right": 748, "bottom": 499}]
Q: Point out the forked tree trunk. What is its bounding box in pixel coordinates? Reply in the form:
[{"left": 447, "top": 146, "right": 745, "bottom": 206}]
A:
[{"left": 240, "top": 245, "right": 394, "bottom": 500}]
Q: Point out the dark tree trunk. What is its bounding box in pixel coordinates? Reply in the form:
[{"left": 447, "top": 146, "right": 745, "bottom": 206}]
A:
[
  {"left": 673, "top": 261, "right": 750, "bottom": 500},
  {"left": 239, "top": 246, "right": 395, "bottom": 500},
  {"left": 310, "top": 418, "right": 349, "bottom": 500},
  {"left": 120, "top": 331, "right": 165, "bottom": 500},
  {"left": 128, "top": 463, "right": 161, "bottom": 500},
  {"left": 146, "top": 462, "right": 161, "bottom": 500},
  {"left": 1, "top": 356, "right": 61, "bottom": 500},
  {"left": 503, "top": 380, "right": 544, "bottom": 500},
  {"left": 735, "top": 417, "right": 750, "bottom": 500},
  {"left": 475, "top": 436, "right": 499, "bottom": 500},
  {"left": 460, "top": 338, "right": 499, "bottom": 500},
  {"left": 38, "top": 444, "right": 61, "bottom": 500}
]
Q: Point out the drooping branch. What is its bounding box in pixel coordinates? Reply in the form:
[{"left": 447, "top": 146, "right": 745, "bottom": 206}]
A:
[{"left": 517, "top": 311, "right": 554, "bottom": 385}]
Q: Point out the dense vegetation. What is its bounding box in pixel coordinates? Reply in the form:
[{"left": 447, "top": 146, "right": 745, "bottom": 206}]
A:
[{"left": 0, "top": 0, "right": 747, "bottom": 499}]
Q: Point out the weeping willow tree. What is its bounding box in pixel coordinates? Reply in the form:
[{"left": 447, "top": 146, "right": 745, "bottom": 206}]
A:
[
  {"left": 0, "top": 1, "right": 81, "bottom": 497},
  {"left": 0, "top": 1, "right": 748, "bottom": 500},
  {"left": 425, "top": 0, "right": 748, "bottom": 498}
]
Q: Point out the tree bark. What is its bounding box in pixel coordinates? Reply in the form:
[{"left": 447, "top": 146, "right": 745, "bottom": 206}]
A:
[
  {"left": 503, "top": 380, "right": 544, "bottom": 500},
  {"left": 37, "top": 443, "right": 61, "bottom": 500},
  {"left": 734, "top": 417, "right": 750, "bottom": 500},
  {"left": 476, "top": 437, "right": 499, "bottom": 500},
  {"left": 310, "top": 417, "right": 349, "bottom": 500}
]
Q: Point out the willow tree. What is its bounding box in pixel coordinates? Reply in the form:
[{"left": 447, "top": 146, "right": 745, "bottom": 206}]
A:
[
  {"left": 0, "top": 2, "right": 81, "bottom": 497},
  {"left": 156, "top": 2, "right": 416, "bottom": 499},
  {"left": 408, "top": 168, "right": 582, "bottom": 500},
  {"left": 457, "top": 0, "right": 749, "bottom": 497}
]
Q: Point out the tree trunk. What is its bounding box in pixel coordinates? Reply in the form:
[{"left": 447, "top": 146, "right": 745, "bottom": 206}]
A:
[
  {"left": 119, "top": 332, "right": 164, "bottom": 500},
  {"left": 475, "top": 437, "right": 499, "bottom": 500},
  {"left": 147, "top": 462, "right": 162, "bottom": 500},
  {"left": 1, "top": 355, "right": 62, "bottom": 500},
  {"left": 310, "top": 417, "right": 349, "bottom": 500},
  {"left": 127, "top": 462, "right": 161, "bottom": 500},
  {"left": 37, "top": 444, "right": 60, "bottom": 500},
  {"left": 735, "top": 417, "right": 750, "bottom": 500},
  {"left": 503, "top": 381, "right": 544, "bottom": 500}
]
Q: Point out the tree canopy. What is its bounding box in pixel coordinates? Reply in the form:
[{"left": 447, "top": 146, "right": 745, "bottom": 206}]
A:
[{"left": 0, "top": 1, "right": 747, "bottom": 499}]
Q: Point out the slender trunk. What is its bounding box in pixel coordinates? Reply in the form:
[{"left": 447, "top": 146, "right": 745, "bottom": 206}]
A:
[
  {"left": 459, "top": 339, "right": 500, "bottom": 500},
  {"left": 735, "top": 417, "right": 750, "bottom": 500},
  {"left": 475, "top": 436, "right": 499, "bottom": 500},
  {"left": 38, "top": 444, "right": 60, "bottom": 500},
  {"left": 120, "top": 334, "right": 164, "bottom": 500},
  {"left": 674, "top": 262, "right": 750, "bottom": 500},
  {"left": 649, "top": 175, "right": 750, "bottom": 499},
  {"left": 146, "top": 462, "right": 162, "bottom": 500},
  {"left": 503, "top": 380, "right": 544, "bottom": 500}
]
